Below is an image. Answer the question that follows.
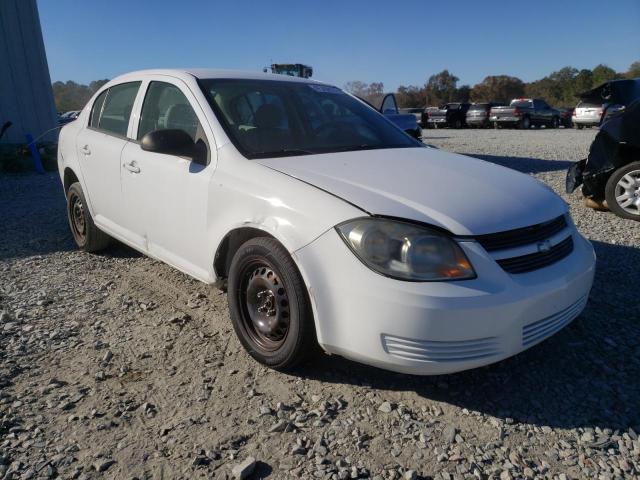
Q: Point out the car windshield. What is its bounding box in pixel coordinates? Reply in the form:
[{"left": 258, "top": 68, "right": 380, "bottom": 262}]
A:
[{"left": 199, "top": 79, "right": 420, "bottom": 159}]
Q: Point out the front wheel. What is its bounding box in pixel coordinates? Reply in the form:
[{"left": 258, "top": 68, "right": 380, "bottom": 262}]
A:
[
  {"left": 605, "top": 162, "right": 640, "bottom": 221},
  {"left": 227, "top": 237, "right": 318, "bottom": 370},
  {"left": 551, "top": 117, "right": 560, "bottom": 129},
  {"left": 66, "top": 182, "right": 110, "bottom": 252}
]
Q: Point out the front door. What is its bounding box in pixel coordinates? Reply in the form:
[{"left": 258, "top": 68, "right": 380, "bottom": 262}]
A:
[{"left": 119, "top": 80, "right": 214, "bottom": 280}]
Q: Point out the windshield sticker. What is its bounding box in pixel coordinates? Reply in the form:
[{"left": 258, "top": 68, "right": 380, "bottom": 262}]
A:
[{"left": 308, "top": 84, "right": 342, "bottom": 94}]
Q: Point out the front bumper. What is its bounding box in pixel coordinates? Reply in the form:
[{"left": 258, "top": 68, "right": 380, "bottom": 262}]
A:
[
  {"left": 466, "top": 118, "right": 488, "bottom": 126},
  {"left": 490, "top": 115, "right": 520, "bottom": 124},
  {"left": 295, "top": 227, "right": 596, "bottom": 375}
]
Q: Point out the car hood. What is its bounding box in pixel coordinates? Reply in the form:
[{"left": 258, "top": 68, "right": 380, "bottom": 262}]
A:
[{"left": 256, "top": 147, "right": 566, "bottom": 236}]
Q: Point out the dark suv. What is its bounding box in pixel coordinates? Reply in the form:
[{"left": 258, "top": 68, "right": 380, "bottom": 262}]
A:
[{"left": 466, "top": 102, "right": 505, "bottom": 128}]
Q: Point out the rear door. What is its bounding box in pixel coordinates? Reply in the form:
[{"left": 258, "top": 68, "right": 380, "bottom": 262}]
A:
[
  {"left": 76, "top": 82, "right": 141, "bottom": 232},
  {"left": 119, "top": 78, "right": 216, "bottom": 280}
]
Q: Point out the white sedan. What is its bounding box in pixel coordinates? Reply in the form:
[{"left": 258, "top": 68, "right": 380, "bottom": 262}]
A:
[{"left": 57, "top": 69, "right": 596, "bottom": 375}]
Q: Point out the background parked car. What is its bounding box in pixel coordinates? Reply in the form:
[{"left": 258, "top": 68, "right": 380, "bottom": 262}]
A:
[
  {"left": 567, "top": 94, "right": 640, "bottom": 221},
  {"left": 558, "top": 107, "right": 574, "bottom": 128},
  {"left": 573, "top": 101, "right": 602, "bottom": 128},
  {"left": 573, "top": 78, "right": 640, "bottom": 129},
  {"left": 399, "top": 107, "right": 426, "bottom": 127},
  {"left": 466, "top": 102, "right": 505, "bottom": 128},
  {"left": 426, "top": 103, "right": 470, "bottom": 129},
  {"left": 490, "top": 98, "right": 560, "bottom": 129},
  {"left": 58, "top": 110, "right": 80, "bottom": 125},
  {"left": 422, "top": 106, "right": 439, "bottom": 128},
  {"left": 361, "top": 94, "right": 422, "bottom": 139}
]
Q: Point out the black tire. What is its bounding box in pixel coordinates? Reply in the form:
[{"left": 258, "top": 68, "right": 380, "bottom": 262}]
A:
[
  {"left": 519, "top": 116, "right": 531, "bottom": 129},
  {"left": 453, "top": 118, "right": 463, "bottom": 129},
  {"left": 66, "top": 182, "right": 110, "bottom": 252},
  {"left": 551, "top": 117, "right": 560, "bottom": 129},
  {"left": 227, "top": 237, "right": 318, "bottom": 370},
  {"left": 575, "top": 124, "right": 584, "bottom": 130},
  {"left": 604, "top": 161, "right": 640, "bottom": 221},
  {"left": 493, "top": 122, "right": 499, "bottom": 129}
]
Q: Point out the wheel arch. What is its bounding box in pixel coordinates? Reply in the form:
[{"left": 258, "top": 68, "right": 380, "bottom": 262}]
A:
[
  {"left": 213, "top": 226, "right": 279, "bottom": 282},
  {"left": 63, "top": 167, "right": 79, "bottom": 194}
]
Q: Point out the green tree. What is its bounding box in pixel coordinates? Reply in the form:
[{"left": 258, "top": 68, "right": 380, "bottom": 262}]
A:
[
  {"left": 470, "top": 75, "right": 525, "bottom": 103},
  {"left": 396, "top": 85, "right": 425, "bottom": 108},
  {"left": 424, "top": 70, "right": 459, "bottom": 105},
  {"left": 591, "top": 64, "right": 619, "bottom": 86},
  {"left": 52, "top": 79, "right": 110, "bottom": 112},
  {"left": 573, "top": 69, "right": 594, "bottom": 95},
  {"left": 626, "top": 61, "right": 640, "bottom": 79}
]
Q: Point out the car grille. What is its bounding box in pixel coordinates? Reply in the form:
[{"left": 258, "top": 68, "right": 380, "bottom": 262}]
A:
[
  {"left": 475, "top": 215, "right": 567, "bottom": 252},
  {"left": 496, "top": 236, "right": 574, "bottom": 274},
  {"left": 381, "top": 334, "right": 501, "bottom": 363},
  {"left": 522, "top": 295, "right": 588, "bottom": 347}
]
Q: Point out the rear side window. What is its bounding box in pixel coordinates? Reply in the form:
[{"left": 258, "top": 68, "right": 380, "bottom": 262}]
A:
[
  {"left": 89, "top": 90, "right": 108, "bottom": 128},
  {"left": 137, "top": 82, "right": 201, "bottom": 141},
  {"left": 95, "top": 82, "right": 141, "bottom": 137}
]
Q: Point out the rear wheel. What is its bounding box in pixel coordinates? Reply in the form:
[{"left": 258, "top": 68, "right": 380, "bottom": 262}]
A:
[
  {"left": 551, "top": 116, "right": 560, "bottom": 129},
  {"left": 66, "top": 182, "right": 110, "bottom": 252},
  {"left": 605, "top": 162, "right": 640, "bottom": 221},
  {"left": 227, "top": 237, "right": 318, "bottom": 370},
  {"left": 519, "top": 116, "right": 531, "bottom": 129},
  {"left": 575, "top": 124, "right": 584, "bottom": 130},
  {"left": 453, "top": 118, "right": 463, "bottom": 129}
]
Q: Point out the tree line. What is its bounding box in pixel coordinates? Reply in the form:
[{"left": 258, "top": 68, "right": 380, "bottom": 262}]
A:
[
  {"left": 346, "top": 60, "right": 640, "bottom": 109},
  {"left": 52, "top": 79, "right": 109, "bottom": 113},
  {"left": 53, "top": 60, "right": 639, "bottom": 113}
]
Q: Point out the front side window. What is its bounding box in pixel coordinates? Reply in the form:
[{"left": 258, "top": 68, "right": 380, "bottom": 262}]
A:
[
  {"left": 199, "top": 79, "right": 420, "bottom": 158},
  {"left": 95, "top": 82, "right": 141, "bottom": 136},
  {"left": 137, "top": 82, "right": 201, "bottom": 141}
]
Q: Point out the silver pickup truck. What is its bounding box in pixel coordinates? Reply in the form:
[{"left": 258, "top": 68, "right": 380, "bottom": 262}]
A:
[{"left": 490, "top": 98, "right": 560, "bottom": 129}]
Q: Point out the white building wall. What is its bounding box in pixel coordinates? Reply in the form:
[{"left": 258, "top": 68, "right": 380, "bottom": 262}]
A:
[{"left": 0, "top": 0, "right": 58, "bottom": 144}]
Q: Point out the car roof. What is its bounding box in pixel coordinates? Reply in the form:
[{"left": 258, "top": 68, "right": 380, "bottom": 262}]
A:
[{"left": 109, "top": 68, "right": 325, "bottom": 85}]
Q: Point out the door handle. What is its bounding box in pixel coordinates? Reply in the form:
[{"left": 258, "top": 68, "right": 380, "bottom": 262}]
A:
[
  {"left": 81, "top": 145, "right": 91, "bottom": 155},
  {"left": 123, "top": 160, "right": 140, "bottom": 174}
]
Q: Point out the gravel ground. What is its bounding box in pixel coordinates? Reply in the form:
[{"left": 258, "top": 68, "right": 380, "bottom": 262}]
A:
[{"left": 1, "top": 128, "right": 639, "bottom": 480}]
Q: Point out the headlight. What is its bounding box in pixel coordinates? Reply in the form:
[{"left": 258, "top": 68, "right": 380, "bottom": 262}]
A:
[{"left": 336, "top": 218, "right": 476, "bottom": 281}]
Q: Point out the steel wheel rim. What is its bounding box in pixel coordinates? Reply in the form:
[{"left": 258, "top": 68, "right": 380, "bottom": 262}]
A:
[
  {"left": 69, "top": 192, "right": 87, "bottom": 241},
  {"left": 240, "top": 261, "right": 290, "bottom": 351},
  {"left": 614, "top": 170, "right": 640, "bottom": 216}
]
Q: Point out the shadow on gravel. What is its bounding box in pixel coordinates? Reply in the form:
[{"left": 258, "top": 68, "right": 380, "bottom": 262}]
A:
[
  {"left": 297, "top": 240, "right": 640, "bottom": 432},
  {"left": 468, "top": 154, "right": 573, "bottom": 174}
]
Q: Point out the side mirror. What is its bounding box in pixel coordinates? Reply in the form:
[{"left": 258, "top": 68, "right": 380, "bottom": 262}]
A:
[{"left": 141, "top": 129, "right": 207, "bottom": 165}]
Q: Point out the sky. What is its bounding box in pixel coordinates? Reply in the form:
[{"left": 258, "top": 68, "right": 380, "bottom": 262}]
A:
[{"left": 37, "top": 0, "right": 640, "bottom": 90}]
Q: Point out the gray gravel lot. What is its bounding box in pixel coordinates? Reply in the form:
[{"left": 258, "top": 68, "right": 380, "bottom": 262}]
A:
[{"left": 1, "top": 128, "right": 639, "bottom": 480}]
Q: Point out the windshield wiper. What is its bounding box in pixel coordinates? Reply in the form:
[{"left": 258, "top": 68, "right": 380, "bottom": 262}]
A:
[{"left": 249, "top": 148, "right": 315, "bottom": 158}]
